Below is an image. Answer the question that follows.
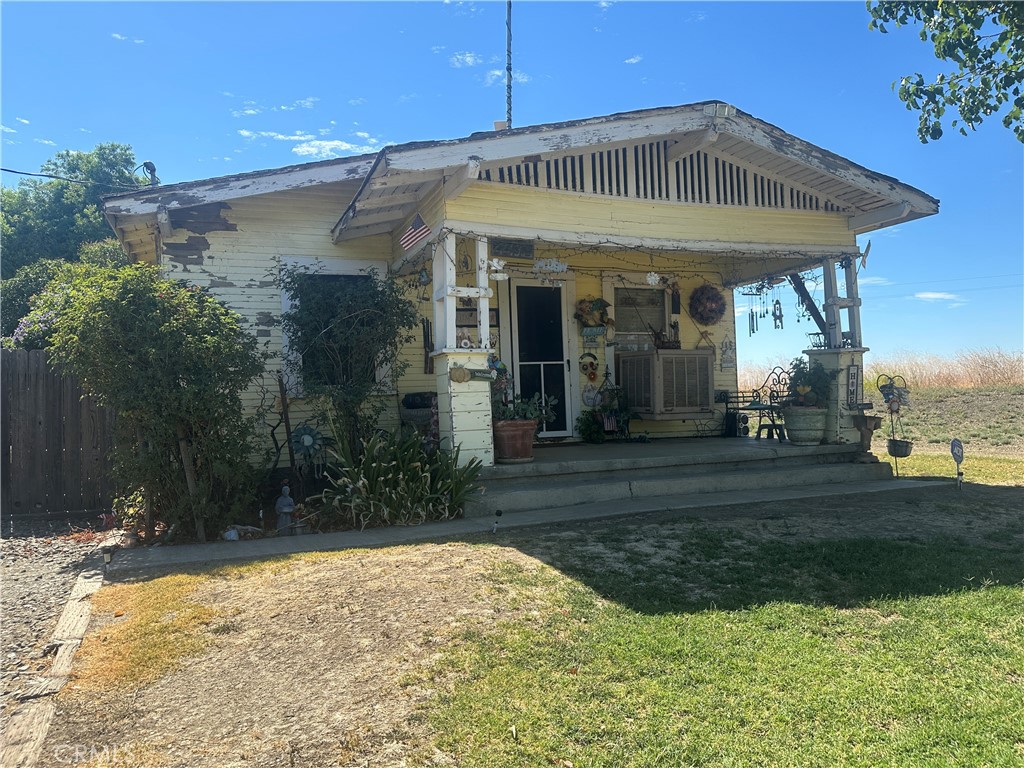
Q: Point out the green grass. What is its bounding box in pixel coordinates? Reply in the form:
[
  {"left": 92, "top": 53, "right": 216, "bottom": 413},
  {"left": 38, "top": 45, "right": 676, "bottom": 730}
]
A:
[
  {"left": 422, "top": 519, "right": 1024, "bottom": 767},
  {"left": 879, "top": 452, "right": 1024, "bottom": 485}
]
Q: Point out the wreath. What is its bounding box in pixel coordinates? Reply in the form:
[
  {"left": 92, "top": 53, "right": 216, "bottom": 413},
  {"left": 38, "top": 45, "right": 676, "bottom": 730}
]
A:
[{"left": 688, "top": 284, "right": 727, "bottom": 326}]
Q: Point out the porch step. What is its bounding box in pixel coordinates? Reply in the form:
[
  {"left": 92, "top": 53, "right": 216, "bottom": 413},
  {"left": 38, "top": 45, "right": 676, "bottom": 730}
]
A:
[{"left": 465, "top": 443, "right": 892, "bottom": 517}]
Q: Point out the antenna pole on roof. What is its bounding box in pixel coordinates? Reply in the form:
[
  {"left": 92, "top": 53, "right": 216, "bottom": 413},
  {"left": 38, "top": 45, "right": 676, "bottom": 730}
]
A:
[{"left": 506, "top": 0, "right": 513, "bottom": 129}]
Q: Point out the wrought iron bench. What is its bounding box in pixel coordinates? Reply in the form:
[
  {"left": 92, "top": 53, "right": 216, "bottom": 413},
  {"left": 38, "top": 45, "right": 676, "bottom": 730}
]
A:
[{"left": 723, "top": 367, "right": 790, "bottom": 441}]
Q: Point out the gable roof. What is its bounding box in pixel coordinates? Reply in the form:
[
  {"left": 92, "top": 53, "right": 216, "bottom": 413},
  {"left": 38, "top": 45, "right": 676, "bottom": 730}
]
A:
[{"left": 332, "top": 101, "right": 938, "bottom": 242}]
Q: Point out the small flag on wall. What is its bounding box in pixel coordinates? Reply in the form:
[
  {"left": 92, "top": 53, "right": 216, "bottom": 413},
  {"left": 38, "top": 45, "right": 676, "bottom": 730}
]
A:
[{"left": 400, "top": 214, "right": 431, "bottom": 250}]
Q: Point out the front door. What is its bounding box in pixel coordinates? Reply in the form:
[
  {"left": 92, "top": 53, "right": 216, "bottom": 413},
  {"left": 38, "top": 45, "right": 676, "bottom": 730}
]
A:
[{"left": 510, "top": 281, "right": 572, "bottom": 437}]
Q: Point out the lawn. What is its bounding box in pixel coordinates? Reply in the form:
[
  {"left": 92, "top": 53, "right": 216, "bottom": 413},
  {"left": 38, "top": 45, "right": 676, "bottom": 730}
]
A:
[
  {"left": 422, "top": 492, "right": 1024, "bottom": 767},
  {"left": 50, "top": 484, "right": 1024, "bottom": 767}
]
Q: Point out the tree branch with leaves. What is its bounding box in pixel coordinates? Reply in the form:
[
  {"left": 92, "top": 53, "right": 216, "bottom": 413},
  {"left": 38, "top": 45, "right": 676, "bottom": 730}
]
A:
[{"left": 868, "top": 1, "right": 1024, "bottom": 142}]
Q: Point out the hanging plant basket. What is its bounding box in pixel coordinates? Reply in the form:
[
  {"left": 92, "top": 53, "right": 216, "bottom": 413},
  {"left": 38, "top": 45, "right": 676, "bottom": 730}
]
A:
[
  {"left": 688, "top": 284, "right": 727, "bottom": 326},
  {"left": 887, "top": 438, "right": 913, "bottom": 458}
]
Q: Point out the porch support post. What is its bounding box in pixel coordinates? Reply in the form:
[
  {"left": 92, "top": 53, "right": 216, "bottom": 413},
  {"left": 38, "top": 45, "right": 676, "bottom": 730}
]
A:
[
  {"left": 431, "top": 232, "right": 495, "bottom": 467},
  {"left": 433, "top": 232, "right": 458, "bottom": 351},
  {"left": 821, "top": 258, "right": 843, "bottom": 349},
  {"left": 843, "top": 259, "right": 863, "bottom": 349},
  {"left": 475, "top": 237, "right": 491, "bottom": 349}
]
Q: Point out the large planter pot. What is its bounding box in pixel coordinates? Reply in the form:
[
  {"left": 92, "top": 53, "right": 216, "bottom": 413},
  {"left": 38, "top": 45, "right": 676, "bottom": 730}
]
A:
[
  {"left": 493, "top": 419, "right": 538, "bottom": 464},
  {"left": 782, "top": 406, "right": 827, "bottom": 446}
]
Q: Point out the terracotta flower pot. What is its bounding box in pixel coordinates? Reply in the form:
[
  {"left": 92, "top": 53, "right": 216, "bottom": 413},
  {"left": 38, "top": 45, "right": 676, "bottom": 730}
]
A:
[{"left": 493, "top": 419, "right": 538, "bottom": 464}]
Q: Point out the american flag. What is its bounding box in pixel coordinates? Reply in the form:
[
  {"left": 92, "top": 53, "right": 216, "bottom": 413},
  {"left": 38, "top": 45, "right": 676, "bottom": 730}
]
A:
[{"left": 399, "top": 213, "right": 431, "bottom": 250}]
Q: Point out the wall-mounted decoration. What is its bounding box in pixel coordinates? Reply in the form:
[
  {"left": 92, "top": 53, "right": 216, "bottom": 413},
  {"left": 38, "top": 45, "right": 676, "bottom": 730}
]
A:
[
  {"left": 581, "top": 326, "right": 606, "bottom": 348},
  {"left": 574, "top": 296, "right": 611, "bottom": 328},
  {"left": 720, "top": 339, "right": 737, "bottom": 370},
  {"left": 455, "top": 307, "right": 500, "bottom": 328},
  {"left": 491, "top": 238, "right": 534, "bottom": 260},
  {"left": 688, "top": 284, "right": 727, "bottom": 326}
]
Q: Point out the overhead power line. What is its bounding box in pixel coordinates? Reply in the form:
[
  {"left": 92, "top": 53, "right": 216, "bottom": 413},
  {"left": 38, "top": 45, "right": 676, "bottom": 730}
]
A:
[{"left": 0, "top": 167, "right": 142, "bottom": 191}]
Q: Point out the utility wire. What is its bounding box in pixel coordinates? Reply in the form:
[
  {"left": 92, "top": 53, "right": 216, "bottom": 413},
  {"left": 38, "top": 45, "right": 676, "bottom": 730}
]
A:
[{"left": 0, "top": 167, "right": 142, "bottom": 191}]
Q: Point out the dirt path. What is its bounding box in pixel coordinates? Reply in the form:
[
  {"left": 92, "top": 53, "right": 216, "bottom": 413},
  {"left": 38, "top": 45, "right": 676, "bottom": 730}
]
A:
[{"left": 39, "top": 483, "right": 1023, "bottom": 768}]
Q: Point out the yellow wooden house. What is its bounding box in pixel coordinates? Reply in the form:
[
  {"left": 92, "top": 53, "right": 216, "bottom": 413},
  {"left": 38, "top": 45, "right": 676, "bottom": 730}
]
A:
[{"left": 103, "top": 102, "right": 938, "bottom": 468}]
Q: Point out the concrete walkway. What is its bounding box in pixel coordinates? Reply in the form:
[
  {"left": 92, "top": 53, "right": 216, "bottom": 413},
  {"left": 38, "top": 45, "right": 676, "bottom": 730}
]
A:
[{"left": 107, "top": 478, "right": 947, "bottom": 575}]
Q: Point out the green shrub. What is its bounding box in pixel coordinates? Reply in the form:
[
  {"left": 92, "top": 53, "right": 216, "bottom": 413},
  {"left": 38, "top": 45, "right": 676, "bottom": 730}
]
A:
[
  {"left": 319, "top": 432, "right": 482, "bottom": 530},
  {"left": 23, "top": 263, "right": 267, "bottom": 541},
  {"left": 575, "top": 410, "right": 607, "bottom": 443}
]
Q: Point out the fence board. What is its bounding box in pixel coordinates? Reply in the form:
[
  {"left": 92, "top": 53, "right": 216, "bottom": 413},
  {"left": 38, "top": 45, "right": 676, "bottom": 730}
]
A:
[{"left": 1, "top": 350, "right": 114, "bottom": 520}]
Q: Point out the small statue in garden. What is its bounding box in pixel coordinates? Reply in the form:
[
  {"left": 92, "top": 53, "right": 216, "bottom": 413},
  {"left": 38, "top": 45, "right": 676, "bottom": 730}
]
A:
[{"left": 275, "top": 485, "right": 295, "bottom": 535}]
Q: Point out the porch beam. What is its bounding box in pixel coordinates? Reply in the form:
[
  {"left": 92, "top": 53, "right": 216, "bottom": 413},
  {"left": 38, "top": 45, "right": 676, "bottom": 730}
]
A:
[
  {"left": 665, "top": 129, "right": 719, "bottom": 162},
  {"left": 443, "top": 218, "right": 858, "bottom": 259},
  {"left": 786, "top": 273, "right": 828, "bottom": 336},
  {"left": 355, "top": 190, "right": 424, "bottom": 211},
  {"left": 848, "top": 202, "right": 911, "bottom": 234},
  {"left": 332, "top": 221, "right": 395, "bottom": 242},
  {"left": 443, "top": 159, "right": 481, "bottom": 201}
]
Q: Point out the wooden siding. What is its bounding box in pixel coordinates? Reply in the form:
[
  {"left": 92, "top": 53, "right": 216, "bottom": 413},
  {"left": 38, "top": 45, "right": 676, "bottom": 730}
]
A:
[
  {"left": 157, "top": 184, "right": 398, "bottom": 440},
  {"left": 446, "top": 183, "right": 855, "bottom": 248}
]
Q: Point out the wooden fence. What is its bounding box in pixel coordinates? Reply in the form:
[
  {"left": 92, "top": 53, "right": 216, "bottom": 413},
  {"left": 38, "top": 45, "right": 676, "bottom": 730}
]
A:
[{"left": 1, "top": 349, "right": 115, "bottom": 519}]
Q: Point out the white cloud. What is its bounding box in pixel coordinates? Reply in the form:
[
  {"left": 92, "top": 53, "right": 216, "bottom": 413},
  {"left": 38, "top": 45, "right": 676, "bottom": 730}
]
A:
[
  {"left": 348, "top": 97, "right": 367, "bottom": 106},
  {"left": 484, "top": 69, "right": 531, "bottom": 86},
  {"left": 432, "top": 45, "right": 447, "bottom": 54},
  {"left": 858, "top": 276, "right": 892, "bottom": 287},
  {"left": 598, "top": 1, "right": 613, "bottom": 9},
  {"left": 624, "top": 54, "right": 643, "bottom": 64},
  {"left": 79, "top": 128, "right": 92, "bottom": 133},
  {"left": 292, "top": 139, "right": 385, "bottom": 159},
  {"left": 221, "top": 91, "right": 235, "bottom": 98},
  {"left": 274, "top": 97, "right": 319, "bottom": 112},
  {"left": 16, "top": 117, "right": 29, "bottom": 125},
  {"left": 111, "top": 33, "right": 127, "bottom": 40},
  {"left": 913, "top": 291, "right": 963, "bottom": 302},
  {"left": 397, "top": 93, "right": 419, "bottom": 103},
  {"left": 1, "top": 125, "right": 15, "bottom": 133},
  {"left": 34, "top": 138, "right": 57, "bottom": 146},
  {"left": 450, "top": 51, "right": 483, "bottom": 68},
  {"left": 354, "top": 131, "right": 371, "bottom": 139},
  {"left": 237, "top": 129, "right": 315, "bottom": 141},
  {"left": 133, "top": 39, "right": 144, "bottom": 44}
]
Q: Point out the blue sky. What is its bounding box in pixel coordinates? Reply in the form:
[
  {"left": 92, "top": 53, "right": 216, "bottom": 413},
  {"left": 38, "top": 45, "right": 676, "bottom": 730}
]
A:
[{"left": 2, "top": 1, "right": 1021, "bottom": 366}]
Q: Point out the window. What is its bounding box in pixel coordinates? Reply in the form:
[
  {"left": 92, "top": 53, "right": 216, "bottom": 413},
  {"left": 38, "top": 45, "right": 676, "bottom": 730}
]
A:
[
  {"left": 284, "top": 273, "right": 372, "bottom": 387},
  {"left": 614, "top": 287, "right": 667, "bottom": 350}
]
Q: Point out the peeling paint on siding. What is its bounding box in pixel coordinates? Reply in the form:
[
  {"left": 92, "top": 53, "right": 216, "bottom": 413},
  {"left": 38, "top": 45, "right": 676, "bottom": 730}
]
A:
[
  {"left": 162, "top": 236, "right": 211, "bottom": 269},
  {"left": 255, "top": 312, "right": 277, "bottom": 327},
  {"left": 169, "top": 203, "right": 238, "bottom": 235}
]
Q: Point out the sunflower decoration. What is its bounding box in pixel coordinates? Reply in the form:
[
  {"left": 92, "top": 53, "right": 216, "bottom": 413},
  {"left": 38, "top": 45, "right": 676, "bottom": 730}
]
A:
[{"left": 688, "top": 284, "right": 727, "bottom": 326}]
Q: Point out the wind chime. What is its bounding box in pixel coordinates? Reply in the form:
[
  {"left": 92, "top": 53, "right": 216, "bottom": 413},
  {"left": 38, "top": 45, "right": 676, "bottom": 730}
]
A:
[{"left": 742, "top": 278, "right": 786, "bottom": 337}]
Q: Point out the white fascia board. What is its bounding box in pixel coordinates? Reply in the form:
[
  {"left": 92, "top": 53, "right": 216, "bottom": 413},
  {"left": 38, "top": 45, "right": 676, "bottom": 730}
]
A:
[
  {"left": 848, "top": 202, "right": 912, "bottom": 233},
  {"left": 721, "top": 119, "right": 939, "bottom": 216},
  {"left": 103, "top": 156, "right": 375, "bottom": 217},
  {"left": 385, "top": 107, "right": 715, "bottom": 171}
]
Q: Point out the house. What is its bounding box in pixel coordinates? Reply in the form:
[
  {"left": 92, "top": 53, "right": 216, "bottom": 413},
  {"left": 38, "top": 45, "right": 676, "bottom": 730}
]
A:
[{"left": 102, "top": 101, "right": 938, "bottom": 468}]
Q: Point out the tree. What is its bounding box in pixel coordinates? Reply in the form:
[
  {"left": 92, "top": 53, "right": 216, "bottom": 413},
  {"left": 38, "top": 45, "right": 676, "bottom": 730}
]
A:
[
  {"left": 23, "top": 264, "right": 267, "bottom": 541},
  {"left": 1, "top": 143, "right": 144, "bottom": 277},
  {"left": 1, "top": 239, "right": 129, "bottom": 337},
  {"left": 868, "top": 2, "right": 1024, "bottom": 142}
]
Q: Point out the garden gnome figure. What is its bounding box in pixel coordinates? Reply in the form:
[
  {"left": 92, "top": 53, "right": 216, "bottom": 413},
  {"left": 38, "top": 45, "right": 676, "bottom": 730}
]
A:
[{"left": 275, "top": 485, "right": 295, "bottom": 535}]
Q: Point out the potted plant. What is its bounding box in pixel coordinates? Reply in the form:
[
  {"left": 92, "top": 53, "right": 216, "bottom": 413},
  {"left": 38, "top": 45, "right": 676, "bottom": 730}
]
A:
[
  {"left": 489, "top": 356, "right": 557, "bottom": 463},
  {"left": 782, "top": 357, "right": 833, "bottom": 446}
]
